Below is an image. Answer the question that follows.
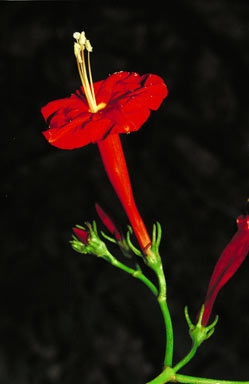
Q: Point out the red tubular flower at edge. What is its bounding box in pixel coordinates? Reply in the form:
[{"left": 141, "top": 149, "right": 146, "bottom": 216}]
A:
[
  {"left": 41, "top": 31, "right": 167, "bottom": 253},
  {"left": 201, "top": 215, "right": 249, "bottom": 326}
]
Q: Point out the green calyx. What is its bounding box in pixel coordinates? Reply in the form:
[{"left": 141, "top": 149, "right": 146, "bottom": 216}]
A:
[
  {"left": 71, "top": 221, "right": 113, "bottom": 262},
  {"left": 184, "top": 305, "right": 219, "bottom": 347},
  {"left": 145, "top": 222, "right": 163, "bottom": 273},
  {"left": 71, "top": 235, "right": 87, "bottom": 254},
  {"left": 126, "top": 222, "right": 163, "bottom": 268}
]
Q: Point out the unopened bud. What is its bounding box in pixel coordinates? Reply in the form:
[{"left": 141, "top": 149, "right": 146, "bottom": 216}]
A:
[{"left": 71, "top": 221, "right": 114, "bottom": 262}]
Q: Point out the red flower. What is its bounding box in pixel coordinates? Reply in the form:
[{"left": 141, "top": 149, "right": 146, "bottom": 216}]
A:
[
  {"left": 95, "top": 203, "right": 122, "bottom": 241},
  {"left": 201, "top": 215, "right": 249, "bottom": 326},
  {"left": 41, "top": 71, "right": 167, "bottom": 149},
  {"left": 41, "top": 32, "right": 167, "bottom": 253}
]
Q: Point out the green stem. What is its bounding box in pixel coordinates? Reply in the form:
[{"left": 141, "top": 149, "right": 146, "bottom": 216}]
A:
[
  {"left": 158, "top": 297, "right": 174, "bottom": 367},
  {"left": 111, "top": 259, "right": 158, "bottom": 296},
  {"left": 112, "top": 251, "right": 174, "bottom": 367},
  {"left": 147, "top": 371, "right": 249, "bottom": 384},
  {"left": 147, "top": 367, "right": 176, "bottom": 384},
  {"left": 157, "top": 266, "right": 174, "bottom": 367},
  {"left": 173, "top": 343, "right": 198, "bottom": 373},
  {"left": 175, "top": 374, "right": 249, "bottom": 384},
  {"left": 134, "top": 270, "right": 159, "bottom": 296}
]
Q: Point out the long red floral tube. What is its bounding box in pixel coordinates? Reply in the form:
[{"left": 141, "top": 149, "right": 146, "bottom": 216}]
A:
[
  {"left": 41, "top": 31, "right": 167, "bottom": 253},
  {"left": 97, "top": 133, "right": 151, "bottom": 251},
  {"left": 201, "top": 215, "right": 249, "bottom": 326}
]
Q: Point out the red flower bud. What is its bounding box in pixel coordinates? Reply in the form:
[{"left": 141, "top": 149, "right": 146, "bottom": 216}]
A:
[
  {"left": 73, "top": 227, "right": 90, "bottom": 245},
  {"left": 202, "top": 215, "right": 249, "bottom": 326},
  {"left": 95, "top": 203, "right": 122, "bottom": 241}
]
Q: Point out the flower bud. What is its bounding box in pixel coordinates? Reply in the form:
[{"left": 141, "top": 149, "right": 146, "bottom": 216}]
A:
[{"left": 71, "top": 221, "right": 113, "bottom": 261}]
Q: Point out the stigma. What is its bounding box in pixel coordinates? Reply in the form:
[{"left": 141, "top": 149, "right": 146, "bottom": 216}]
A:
[{"left": 73, "top": 31, "right": 106, "bottom": 113}]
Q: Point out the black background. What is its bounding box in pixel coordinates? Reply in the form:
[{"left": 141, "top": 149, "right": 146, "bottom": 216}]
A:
[{"left": 1, "top": 1, "right": 249, "bottom": 383}]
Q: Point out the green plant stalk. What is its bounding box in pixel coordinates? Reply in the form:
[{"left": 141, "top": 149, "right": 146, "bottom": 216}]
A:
[
  {"left": 157, "top": 265, "right": 174, "bottom": 367},
  {"left": 173, "top": 343, "right": 198, "bottom": 373},
  {"left": 145, "top": 223, "right": 174, "bottom": 368},
  {"left": 111, "top": 246, "right": 174, "bottom": 367},
  {"left": 147, "top": 370, "right": 249, "bottom": 384},
  {"left": 175, "top": 374, "right": 249, "bottom": 384},
  {"left": 146, "top": 367, "right": 176, "bottom": 384},
  {"left": 111, "top": 258, "right": 158, "bottom": 296}
]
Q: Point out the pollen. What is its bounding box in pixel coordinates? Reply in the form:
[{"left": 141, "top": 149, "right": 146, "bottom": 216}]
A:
[{"left": 73, "top": 31, "right": 100, "bottom": 113}]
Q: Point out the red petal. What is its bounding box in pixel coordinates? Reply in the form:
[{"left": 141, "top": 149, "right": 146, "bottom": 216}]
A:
[
  {"left": 111, "top": 101, "right": 151, "bottom": 134},
  {"left": 42, "top": 117, "right": 112, "bottom": 149},
  {"left": 108, "top": 72, "right": 168, "bottom": 111},
  {"left": 99, "top": 72, "right": 167, "bottom": 134},
  {"left": 41, "top": 94, "right": 88, "bottom": 123},
  {"left": 95, "top": 203, "right": 122, "bottom": 241},
  {"left": 73, "top": 227, "right": 90, "bottom": 245},
  {"left": 41, "top": 98, "right": 70, "bottom": 122},
  {"left": 202, "top": 215, "right": 249, "bottom": 326}
]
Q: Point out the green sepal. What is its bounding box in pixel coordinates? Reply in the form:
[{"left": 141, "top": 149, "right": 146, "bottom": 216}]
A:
[
  {"left": 126, "top": 225, "right": 143, "bottom": 257},
  {"left": 184, "top": 305, "right": 219, "bottom": 347},
  {"left": 125, "top": 222, "right": 164, "bottom": 275},
  {"left": 70, "top": 237, "right": 87, "bottom": 254},
  {"left": 101, "top": 228, "right": 132, "bottom": 259},
  {"left": 145, "top": 222, "right": 163, "bottom": 273}
]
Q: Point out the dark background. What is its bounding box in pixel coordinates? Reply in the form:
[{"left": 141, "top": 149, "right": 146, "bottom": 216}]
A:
[{"left": 1, "top": 1, "right": 249, "bottom": 383}]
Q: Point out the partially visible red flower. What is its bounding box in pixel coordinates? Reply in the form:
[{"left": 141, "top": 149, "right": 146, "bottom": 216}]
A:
[
  {"left": 73, "top": 227, "right": 90, "bottom": 245},
  {"left": 95, "top": 203, "right": 122, "bottom": 241},
  {"left": 41, "top": 31, "right": 167, "bottom": 253},
  {"left": 201, "top": 215, "right": 249, "bottom": 326}
]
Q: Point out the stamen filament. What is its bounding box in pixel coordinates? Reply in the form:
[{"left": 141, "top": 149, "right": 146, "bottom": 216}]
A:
[
  {"left": 88, "top": 51, "right": 97, "bottom": 108},
  {"left": 80, "top": 49, "right": 97, "bottom": 112},
  {"left": 76, "top": 59, "right": 86, "bottom": 92},
  {"left": 73, "top": 31, "right": 98, "bottom": 113}
]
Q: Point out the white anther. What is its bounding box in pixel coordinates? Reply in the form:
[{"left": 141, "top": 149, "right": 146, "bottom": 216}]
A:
[
  {"left": 74, "top": 42, "right": 82, "bottom": 63},
  {"left": 85, "top": 39, "right": 93, "bottom": 52},
  {"left": 73, "top": 32, "right": 81, "bottom": 41},
  {"left": 79, "top": 31, "right": 86, "bottom": 46},
  {"left": 73, "top": 30, "right": 97, "bottom": 112}
]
